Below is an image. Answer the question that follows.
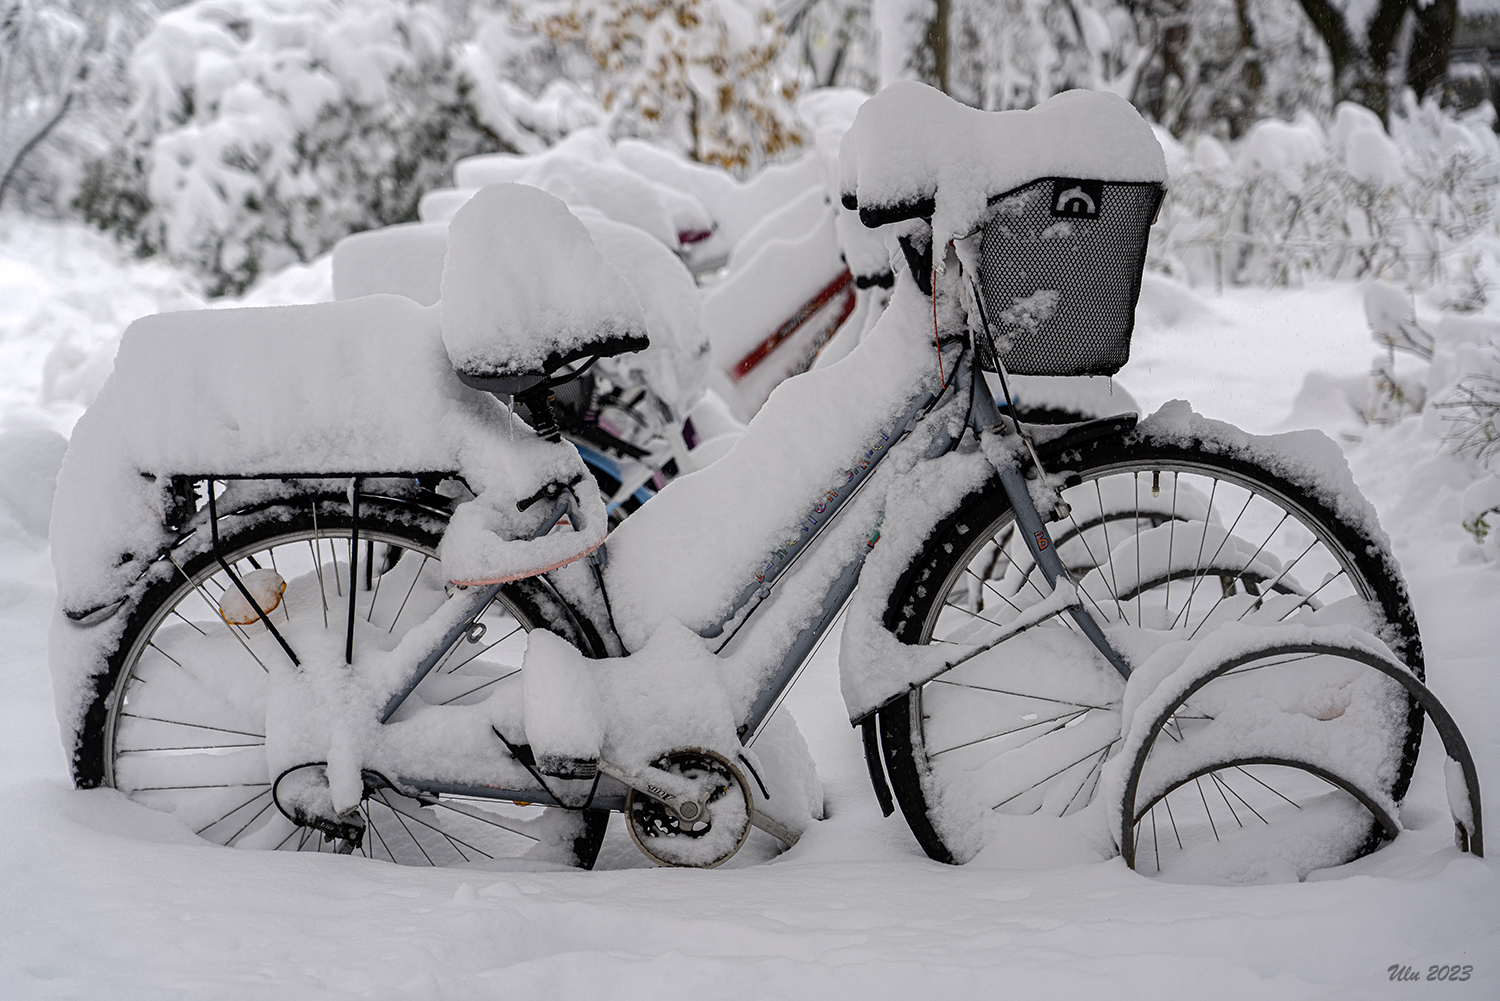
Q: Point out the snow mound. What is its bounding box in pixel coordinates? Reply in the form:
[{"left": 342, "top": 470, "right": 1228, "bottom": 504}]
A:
[
  {"left": 441, "top": 184, "right": 649, "bottom": 380},
  {"left": 0, "top": 429, "right": 68, "bottom": 538},
  {"left": 330, "top": 209, "right": 707, "bottom": 415}
]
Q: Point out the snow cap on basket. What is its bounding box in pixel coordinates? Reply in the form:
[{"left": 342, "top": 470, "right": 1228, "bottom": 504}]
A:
[
  {"left": 440, "top": 182, "right": 648, "bottom": 379},
  {"left": 838, "top": 81, "right": 1167, "bottom": 240}
]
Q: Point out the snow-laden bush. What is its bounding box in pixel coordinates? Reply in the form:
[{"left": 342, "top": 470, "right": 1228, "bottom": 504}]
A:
[
  {"left": 525, "top": 0, "right": 804, "bottom": 173},
  {"left": 74, "top": 0, "right": 602, "bottom": 295},
  {"left": 1153, "top": 95, "right": 1500, "bottom": 295},
  {"left": 1362, "top": 281, "right": 1500, "bottom": 560},
  {"left": 0, "top": 0, "right": 155, "bottom": 215}
]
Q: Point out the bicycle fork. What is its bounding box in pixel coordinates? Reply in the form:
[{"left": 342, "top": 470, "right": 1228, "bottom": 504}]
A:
[{"left": 968, "top": 384, "right": 1132, "bottom": 681}]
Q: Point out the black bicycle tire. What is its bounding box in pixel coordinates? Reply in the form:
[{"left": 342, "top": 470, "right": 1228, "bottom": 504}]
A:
[{"left": 874, "top": 434, "right": 1424, "bottom": 867}]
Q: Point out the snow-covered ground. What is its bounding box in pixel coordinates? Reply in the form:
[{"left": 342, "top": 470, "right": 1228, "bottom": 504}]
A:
[{"left": 1, "top": 216, "right": 1496, "bottom": 997}]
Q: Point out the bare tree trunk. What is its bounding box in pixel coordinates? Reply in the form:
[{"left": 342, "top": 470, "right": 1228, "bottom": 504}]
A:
[
  {"left": 0, "top": 92, "right": 74, "bottom": 209},
  {"left": 1294, "top": 0, "right": 1412, "bottom": 123},
  {"left": 1408, "top": 0, "right": 1458, "bottom": 101},
  {"left": 925, "top": 0, "right": 949, "bottom": 94}
]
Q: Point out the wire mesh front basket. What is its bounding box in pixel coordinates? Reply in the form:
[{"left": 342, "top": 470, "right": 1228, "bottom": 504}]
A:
[{"left": 976, "top": 178, "right": 1164, "bottom": 377}]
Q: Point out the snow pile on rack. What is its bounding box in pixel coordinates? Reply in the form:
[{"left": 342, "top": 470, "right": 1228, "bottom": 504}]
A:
[
  {"left": 51, "top": 293, "right": 600, "bottom": 617},
  {"left": 441, "top": 184, "right": 649, "bottom": 379},
  {"left": 839, "top": 82, "right": 1167, "bottom": 240}
]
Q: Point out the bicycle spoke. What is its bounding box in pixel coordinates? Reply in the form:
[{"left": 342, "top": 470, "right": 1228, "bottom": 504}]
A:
[
  {"left": 428, "top": 799, "right": 539, "bottom": 843},
  {"left": 307, "top": 536, "right": 329, "bottom": 627},
  {"left": 120, "top": 713, "right": 264, "bottom": 739},
  {"left": 1219, "top": 652, "right": 1321, "bottom": 677},
  {"left": 1173, "top": 482, "right": 1252, "bottom": 630},
  {"left": 1151, "top": 806, "right": 1161, "bottom": 872},
  {"left": 1209, "top": 771, "right": 1244, "bottom": 828},
  {"left": 364, "top": 805, "right": 399, "bottom": 862},
  {"left": 146, "top": 641, "right": 185, "bottom": 670},
  {"left": 136, "top": 781, "right": 271, "bottom": 793},
  {"left": 1273, "top": 569, "right": 1347, "bottom": 623},
  {"left": 1187, "top": 511, "right": 1291, "bottom": 640},
  {"left": 1093, "top": 479, "right": 1126, "bottom": 617},
  {"left": 192, "top": 787, "right": 272, "bottom": 835},
  {"left": 1162, "top": 793, "right": 1183, "bottom": 849},
  {"left": 930, "top": 708, "right": 1090, "bottom": 758},
  {"left": 441, "top": 625, "right": 524, "bottom": 676},
  {"left": 1232, "top": 538, "right": 1319, "bottom": 622},
  {"left": 1060, "top": 744, "right": 1112, "bottom": 815},
  {"left": 437, "top": 668, "right": 521, "bottom": 706},
  {"left": 383, "top": 794, "right": 503, "bottom": 857},
  {"left": 387, "top": 555, "right": 431, "bottom": 634},
  {"left": 992, "top": 738, "right": 1117, "bottom": 811},
  {"left": 1215, "top": 772, "right": 1270, "bottom": 824},
  {"left": 1195, "top": 778, "right": 1220, "bottom": 841},
  {"left": 1134, "top": 472, "right": 1143, "bottom": 627},
  {"left": 223, "top": 795, "right": 277, "bottom": 844},
  {"left": 168, "top": 554, "right": 269, "bottom": 674},
  {"left": 118, "top": 742, "right": 264, "bottom": 753},
  {"left": 929, "top": 677, "right": 1113, "bottom": 711},
  {"left": 170, "top": 609, "right": 208, "bottom": 636},
  {"left": 376, "top": 790, "right": 436, "bottom": 865},
  {"left": 1165, "top": 471, "right": 1179, "bottom": 616},
  {"left": 1235, "top": 766, "right": 1301, "bottom": 808},
  {"left": 961, "top": 567, "right": 1025, "bottom": 617},
  {"left": 274, "top": 821, "right": 302, "bottom": 852}
]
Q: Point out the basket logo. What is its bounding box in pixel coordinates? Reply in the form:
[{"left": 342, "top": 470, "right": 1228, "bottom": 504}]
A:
[{"left": 1052, "top": 179, "right": 1103, "bottom": 219}]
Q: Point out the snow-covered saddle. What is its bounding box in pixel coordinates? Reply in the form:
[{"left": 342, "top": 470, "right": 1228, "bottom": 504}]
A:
[{"left": 440, "top": 183, "right": 650, "bottom": 395}]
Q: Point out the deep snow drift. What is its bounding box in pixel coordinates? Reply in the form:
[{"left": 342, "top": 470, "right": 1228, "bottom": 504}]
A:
[{"left": 0, "top": 215, "right": 1496, "bottom": 997}]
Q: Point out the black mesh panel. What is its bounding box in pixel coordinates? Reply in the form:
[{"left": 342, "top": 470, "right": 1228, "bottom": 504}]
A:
[{"left": 977, "top": 179, "right": 1162, "bottom": 377}]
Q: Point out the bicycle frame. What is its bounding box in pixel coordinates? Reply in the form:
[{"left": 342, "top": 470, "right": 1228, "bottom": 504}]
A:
[
  {"left": 342, "top": 269, "right": 1133, "bottom": 817},
  {"left": 165, "top": 254, "right": 1134, "bottom": 823}
]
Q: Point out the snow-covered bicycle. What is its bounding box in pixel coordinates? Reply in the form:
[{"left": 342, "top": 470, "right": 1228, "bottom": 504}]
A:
[{"left": 50, "top": 83, "right": 1482, "bottom": 879}]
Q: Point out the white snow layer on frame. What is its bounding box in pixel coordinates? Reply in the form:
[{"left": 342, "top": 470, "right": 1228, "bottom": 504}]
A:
[
  {"left": 602, "top": 275, "right": 948, "bottom": 652},
  {"left": 839, "top": 82, "right": 1168, "bottom": 241},
  {"left": 440, "top": 184, "right": 648, "bottom": 379}
]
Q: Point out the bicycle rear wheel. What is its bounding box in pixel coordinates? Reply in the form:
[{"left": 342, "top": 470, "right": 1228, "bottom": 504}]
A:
[
  {"left": 74, "top": 485, "right": 610, "bottom": 869},
  {"left": 875, "top": 435, "right": 1422, "bottom": 880}
]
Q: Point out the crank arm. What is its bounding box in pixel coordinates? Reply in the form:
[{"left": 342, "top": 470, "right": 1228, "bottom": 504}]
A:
[
  {"left": 596, "top": 758, "right": 712, "bottom": 824},
  {"left": 750, "top": 811, "right": 799, "bottom": 848}
]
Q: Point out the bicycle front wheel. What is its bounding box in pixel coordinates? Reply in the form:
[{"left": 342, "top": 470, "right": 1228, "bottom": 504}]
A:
[
  {"left": 74, "top": 487, "right": 610, "bottom": 869},
  {"left": 875, "top": 435, "right": 1422, "bottom": 881}
]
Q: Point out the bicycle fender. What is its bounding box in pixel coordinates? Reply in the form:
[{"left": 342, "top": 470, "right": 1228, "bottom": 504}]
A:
[{"left": 837, "top": 414, "right": 1138, "bottom": 724}]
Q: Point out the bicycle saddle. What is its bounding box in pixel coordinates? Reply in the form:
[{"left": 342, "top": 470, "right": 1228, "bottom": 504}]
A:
[
  {"left": 838, "top": 81, "right": 1168, "bottom": 234},
  {"left": 441, "top": 183, "right": 650, "bottom": 398}
]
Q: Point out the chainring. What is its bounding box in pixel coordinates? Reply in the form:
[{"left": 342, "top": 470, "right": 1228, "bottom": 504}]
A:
[{"left": 624, "top": 748, "right": 754, "bottom": 868}]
